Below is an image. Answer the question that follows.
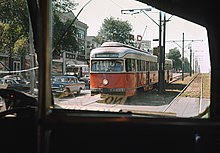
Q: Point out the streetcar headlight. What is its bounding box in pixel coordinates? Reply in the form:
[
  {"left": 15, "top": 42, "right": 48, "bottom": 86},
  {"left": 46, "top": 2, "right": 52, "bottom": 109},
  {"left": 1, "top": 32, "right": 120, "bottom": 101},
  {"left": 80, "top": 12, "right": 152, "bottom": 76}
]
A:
[{"left": 103, "top": 79, "right": 109, "bottom": 85}]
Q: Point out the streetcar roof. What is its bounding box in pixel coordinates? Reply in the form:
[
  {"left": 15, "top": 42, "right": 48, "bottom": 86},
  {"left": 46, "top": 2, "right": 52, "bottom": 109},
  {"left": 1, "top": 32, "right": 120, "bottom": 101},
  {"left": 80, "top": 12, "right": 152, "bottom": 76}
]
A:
[{"left": 90, "top": 42, "right": 157, "bottom": 62}]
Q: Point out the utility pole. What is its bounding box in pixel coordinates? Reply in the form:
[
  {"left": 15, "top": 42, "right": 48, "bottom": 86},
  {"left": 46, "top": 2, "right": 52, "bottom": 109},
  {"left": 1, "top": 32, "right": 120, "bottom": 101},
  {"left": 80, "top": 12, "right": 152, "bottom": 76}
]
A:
[
  {"left": 189, "top": 46, "right": 192, "bottom": 76},
  {"left": 29, "top": 18, "right": 35, "bottom": 95},
  {"left": 193, "top": 52, "right": 195, "bottom": 74},
  {"left": 167, "top": 38, "right": 203, "bottom": 79},
  {"left": 182, "top": 33, "right": 184, "bottom": 81},
  {"left": 158, "top": 11, "right": 162, "bottom": 90},
  {"left": 158, "top": 11, "right": 164, "bottom": 93},
  {"left": 62, "top": 51, "right": 66, "bottom": 75}
]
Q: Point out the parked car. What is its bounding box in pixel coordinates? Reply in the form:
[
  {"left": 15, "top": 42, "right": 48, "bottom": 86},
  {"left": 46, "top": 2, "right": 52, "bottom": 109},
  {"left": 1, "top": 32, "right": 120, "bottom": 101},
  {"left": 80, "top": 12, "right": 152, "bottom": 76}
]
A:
[
  {"left": 0, "top": 78, "right": 30, "bottom": 92},
  {"left": 79, "top": 75, "right": 90, "bottom": 89},
  {"left": 51, "top": 75, "right": 85, "bottom": 95},
  {"left": 3, "top": 75, "right": 30, "bottom": 85}
]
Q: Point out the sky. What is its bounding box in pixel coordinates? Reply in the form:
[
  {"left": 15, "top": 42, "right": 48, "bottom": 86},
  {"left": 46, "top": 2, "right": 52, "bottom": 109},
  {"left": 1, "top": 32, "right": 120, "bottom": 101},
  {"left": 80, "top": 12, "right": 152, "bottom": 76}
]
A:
[{"left": 72, "top": 0, "right": 210, "bottom": 73}]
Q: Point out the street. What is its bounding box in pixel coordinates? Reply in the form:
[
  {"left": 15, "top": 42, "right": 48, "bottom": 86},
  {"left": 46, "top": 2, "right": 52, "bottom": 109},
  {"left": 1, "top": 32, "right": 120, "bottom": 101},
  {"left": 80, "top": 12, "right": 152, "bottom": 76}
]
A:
[{"left": 53, "top": 89, "right": 172, "bottom": 114}]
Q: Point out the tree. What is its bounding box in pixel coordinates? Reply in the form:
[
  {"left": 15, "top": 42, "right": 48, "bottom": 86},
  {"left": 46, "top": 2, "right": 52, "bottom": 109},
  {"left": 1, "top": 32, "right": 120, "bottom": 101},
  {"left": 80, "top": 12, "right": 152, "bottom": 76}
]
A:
[
  {"left": 184, "top": 57, "right": 190, "bottom": 73},
  {"left": 53, "top": 0, "right": 79, "bottom": 13},
  {"left": 0, "top": 0, "right": 29, "bottom": 69},
  {"left": 0, "top": 0, "right": 79, "bottom": 70},
  {"left": 95, "top": 17, "right": 134, "bottom": 45},
  {"left": 166, "top": 47, "right": 182, "bottom": 72},
  {"left": 52, "top": 0, "right": 79, "bottom": 58}
]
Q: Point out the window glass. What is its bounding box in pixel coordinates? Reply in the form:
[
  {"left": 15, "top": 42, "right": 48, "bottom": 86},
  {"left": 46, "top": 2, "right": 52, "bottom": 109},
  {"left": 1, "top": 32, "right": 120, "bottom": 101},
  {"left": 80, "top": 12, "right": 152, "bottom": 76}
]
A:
[
  {"left": 91, "top": 60, "right": 123, "bottom": 72},
  {"left": 126, "top": 59, "right": 136, "bottom": 72},
  {"left": 150, "top": 62, "right": 157, "bottom": 71},
  {"left": 0, "top": 0, "right": 211, "bottom": 119}
]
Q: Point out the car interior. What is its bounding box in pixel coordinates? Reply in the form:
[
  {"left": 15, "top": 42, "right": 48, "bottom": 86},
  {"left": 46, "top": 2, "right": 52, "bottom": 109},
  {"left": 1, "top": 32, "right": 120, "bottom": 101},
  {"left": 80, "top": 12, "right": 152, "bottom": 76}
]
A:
[{"left": 0, "top": 0, "right": 219, "bottom": 153}]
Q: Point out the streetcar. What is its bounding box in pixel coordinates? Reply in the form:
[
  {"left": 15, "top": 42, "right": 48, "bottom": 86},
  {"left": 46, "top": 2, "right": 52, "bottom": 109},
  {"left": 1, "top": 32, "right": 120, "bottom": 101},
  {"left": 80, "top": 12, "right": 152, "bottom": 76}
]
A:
[
  {"left": 65, "top": 64, "right": 89, "bottom": 78},
  {"left": 165, "top": 58, "right": 173, "bottom": 83},
  {"left": 90, "top": 42, "right": 173, "bottom": 97}
]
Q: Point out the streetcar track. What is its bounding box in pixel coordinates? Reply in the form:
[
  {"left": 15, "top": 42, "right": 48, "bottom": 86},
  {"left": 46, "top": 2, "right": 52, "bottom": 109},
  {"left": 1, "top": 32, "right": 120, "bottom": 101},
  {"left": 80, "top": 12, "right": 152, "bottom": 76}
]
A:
[
  {"left": 169, "top": 73, "right": 189, "bottom": 84},
  {"left": 163, "top": 73, "right": 200, "bottom": 113}
]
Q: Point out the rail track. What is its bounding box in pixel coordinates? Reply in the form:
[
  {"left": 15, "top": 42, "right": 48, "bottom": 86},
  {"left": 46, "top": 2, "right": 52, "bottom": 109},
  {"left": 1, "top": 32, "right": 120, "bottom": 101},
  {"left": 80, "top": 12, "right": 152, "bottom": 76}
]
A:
[
  {"left": 163, "top": 73, "right": 208, "bottom": 117},
  {"left": 169, "top": 73, "right": 190, "bottom": 84}
]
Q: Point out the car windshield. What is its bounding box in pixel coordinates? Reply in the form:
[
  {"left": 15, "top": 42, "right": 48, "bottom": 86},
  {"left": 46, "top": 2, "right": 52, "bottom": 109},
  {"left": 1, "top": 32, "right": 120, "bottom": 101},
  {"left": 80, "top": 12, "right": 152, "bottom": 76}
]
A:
[
  {"left": 52, "top": 76, "right": 66, "bottom": 83},
  {"left": 0, "top": 0, "right": 211, "bottom": 119}
]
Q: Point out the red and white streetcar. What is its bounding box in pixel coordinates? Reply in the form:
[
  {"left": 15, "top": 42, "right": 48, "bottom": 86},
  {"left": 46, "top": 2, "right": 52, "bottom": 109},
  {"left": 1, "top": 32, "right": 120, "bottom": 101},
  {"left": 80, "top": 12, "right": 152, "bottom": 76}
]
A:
[{"left": 90, "top": 42, "right": 173, "bottom": 97}]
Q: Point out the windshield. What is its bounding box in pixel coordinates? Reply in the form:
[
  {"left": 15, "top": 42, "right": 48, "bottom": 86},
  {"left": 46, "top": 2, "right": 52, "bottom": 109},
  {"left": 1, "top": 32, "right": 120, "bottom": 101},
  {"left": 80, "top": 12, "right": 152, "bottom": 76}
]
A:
[
  {"left": 91, "top": 60, "right": 124, "bottom": 72},
  {"left": 0, "top": 0, "right": 211, "bottom": 119},
  {"left": 52, "top": 76, "right": 67, "bottom": 83}
]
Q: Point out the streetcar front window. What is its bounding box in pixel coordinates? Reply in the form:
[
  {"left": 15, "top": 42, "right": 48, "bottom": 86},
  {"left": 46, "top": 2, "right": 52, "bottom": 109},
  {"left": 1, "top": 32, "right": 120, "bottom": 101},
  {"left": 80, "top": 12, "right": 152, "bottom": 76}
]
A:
[{"left": 91, "top": 60, "right": 124, "bottom": 72}]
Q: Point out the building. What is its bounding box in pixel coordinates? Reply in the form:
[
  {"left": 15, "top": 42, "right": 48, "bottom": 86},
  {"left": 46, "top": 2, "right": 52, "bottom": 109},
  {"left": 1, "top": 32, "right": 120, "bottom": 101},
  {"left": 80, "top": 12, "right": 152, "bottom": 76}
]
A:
[
  {"left": 52, "top": 11, "right": 88, "bottom": 76},
  {"left": 86, "top": 36, "right": 99, "bottom": 60}
]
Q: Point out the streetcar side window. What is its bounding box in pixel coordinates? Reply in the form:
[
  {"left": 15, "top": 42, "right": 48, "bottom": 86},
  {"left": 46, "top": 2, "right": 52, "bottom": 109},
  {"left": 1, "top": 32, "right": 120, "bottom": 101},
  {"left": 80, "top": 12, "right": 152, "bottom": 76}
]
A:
[
  {"left": 137, "top": 60, "right": 141, "bottom": 71},
  {"left": 126, "top": 59, "right": 136, "bottom": 72},
  {"left": 137, "top": 60, "right": 146, "bottom": 72},
  {"left": 126, "top": 59, "right": 132, "bottom": 71},
  {"left": 149, "top": 62, "right": 158, "bottom": 71},
  {"left": 141, "top": 60, "right": 146, "bottom": 71}
]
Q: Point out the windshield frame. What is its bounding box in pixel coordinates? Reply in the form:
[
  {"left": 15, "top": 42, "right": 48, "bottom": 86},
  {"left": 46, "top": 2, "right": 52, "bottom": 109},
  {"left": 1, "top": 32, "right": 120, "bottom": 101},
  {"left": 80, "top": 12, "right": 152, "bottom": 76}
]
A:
[{"left": 27, "top": 0, "right": 212, "bottom": 119}]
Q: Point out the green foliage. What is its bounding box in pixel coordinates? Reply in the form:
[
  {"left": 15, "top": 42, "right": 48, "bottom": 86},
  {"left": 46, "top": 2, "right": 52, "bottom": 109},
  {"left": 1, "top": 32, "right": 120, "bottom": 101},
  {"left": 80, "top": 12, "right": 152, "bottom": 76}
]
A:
[
  {"left": 52, "top": 0, "right": 80, "bottom": 57},
  {"left": 96, "top": 17, "right": 134, "bottom": 45},
  {"left": 184, "top": 57, "right": 190, "bottom": 73},
  {"left": 53, "top": 0, "right": 79, "bottom": 13},
  {"left": 0, "top": 0, "right": 79, "bottom": 57},
  {"left": 166, "top": 47, "right": 190, "bottom": 72},
  {"left": 0, "top": 22, "right": 10, "bottom": 51},
  {"left": 14, "top": 36, "right": 28, "bottom": 56},
  {"left": 166, "top": 47, "right": 182, "bottom": 71},
  {"left": 0, "top": 0, "right": 29, "bottom": 56}
]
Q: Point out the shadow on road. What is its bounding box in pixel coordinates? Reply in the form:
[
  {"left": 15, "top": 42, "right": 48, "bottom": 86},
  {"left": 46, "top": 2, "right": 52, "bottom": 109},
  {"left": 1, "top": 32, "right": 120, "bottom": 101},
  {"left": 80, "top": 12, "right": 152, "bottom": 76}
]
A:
[{"left": 125, "top": 83, "right": 186, "bottom": 106}]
